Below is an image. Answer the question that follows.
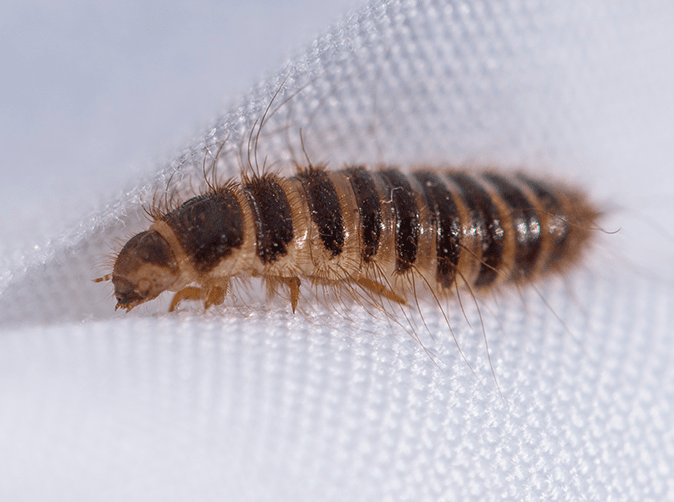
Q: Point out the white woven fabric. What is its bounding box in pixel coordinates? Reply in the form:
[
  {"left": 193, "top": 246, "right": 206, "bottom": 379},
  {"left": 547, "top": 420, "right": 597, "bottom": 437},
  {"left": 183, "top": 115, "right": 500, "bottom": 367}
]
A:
[{"left": 1, "top": 1, "right": 674, "bottom": 500}]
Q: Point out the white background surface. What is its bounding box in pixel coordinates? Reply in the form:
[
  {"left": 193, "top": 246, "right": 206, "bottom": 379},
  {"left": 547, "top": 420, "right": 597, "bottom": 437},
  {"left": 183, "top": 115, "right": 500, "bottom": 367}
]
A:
[{"left": 1, "top": 0, "right": 674, "bottom": 500}]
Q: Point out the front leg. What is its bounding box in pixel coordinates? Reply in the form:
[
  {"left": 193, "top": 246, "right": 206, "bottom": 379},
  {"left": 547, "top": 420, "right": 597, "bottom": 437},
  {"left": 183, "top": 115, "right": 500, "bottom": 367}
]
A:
[{"left": 168, "top": 284, "right": 227, "bottom": 312}]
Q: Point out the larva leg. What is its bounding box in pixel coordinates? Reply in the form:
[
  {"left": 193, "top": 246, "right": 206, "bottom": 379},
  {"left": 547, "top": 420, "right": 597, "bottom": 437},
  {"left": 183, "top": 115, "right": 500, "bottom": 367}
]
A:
[
  {"left": 280, "top": 277, "right": 301, "bottom": 313},
  {"left": 204, "top": 284, "right": 227, "bottom": 310},
  {"left": 169, "top": 287, "right": 204, "bottom": 312},
  {"left": 169, "top": 284, "right": 227, "bottom": 312},
  {"left": 356, "top": 277, "right": 408, "bottom": 306}
]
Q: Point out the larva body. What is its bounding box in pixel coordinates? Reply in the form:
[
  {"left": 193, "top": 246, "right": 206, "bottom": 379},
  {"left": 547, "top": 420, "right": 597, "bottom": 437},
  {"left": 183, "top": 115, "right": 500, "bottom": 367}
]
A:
[{"left": 108, "top": 166, "right": 599, "bottom": 313}]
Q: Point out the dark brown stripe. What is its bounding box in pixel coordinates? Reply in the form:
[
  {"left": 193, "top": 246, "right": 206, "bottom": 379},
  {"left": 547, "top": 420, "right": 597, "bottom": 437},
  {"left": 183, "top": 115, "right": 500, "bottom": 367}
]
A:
[
  {"left": 295, "top": 168, "right": 344, "bottom": 258},
  {"left": 483, "top": 173, "right": 542, "bottom": 279},
  {"left": 413, "top": 172, "right": 461, "bottom": 289},
  {"left": 446, "top": 173, "right": 504, "bottom": 287},
  {"left": 516, "top": 174, "right": 569, "bottom": 266},
  {"left": 163, "top": 189, "right": 244, "bottom": 273},
  {"left": 344, "top": 166, "right": 381, "bottom": 261},
  {"left": 379, "top": 169, "right": 419, "bottom": 272},
  {"left": 243, "top": 176, "right": 293, "bottom": 264}
]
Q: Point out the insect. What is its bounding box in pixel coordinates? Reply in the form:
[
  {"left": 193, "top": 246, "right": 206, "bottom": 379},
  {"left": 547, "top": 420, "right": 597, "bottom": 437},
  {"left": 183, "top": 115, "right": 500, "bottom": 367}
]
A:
[{"left": 96, "top": 164, "right": 601, "bottom": 317}]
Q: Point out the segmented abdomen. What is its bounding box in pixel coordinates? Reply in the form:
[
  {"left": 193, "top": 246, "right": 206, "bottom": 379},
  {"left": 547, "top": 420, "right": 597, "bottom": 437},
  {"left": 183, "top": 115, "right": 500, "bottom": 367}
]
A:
[{"left": 158, "top": 167, "right": 599, "bottom": 298}]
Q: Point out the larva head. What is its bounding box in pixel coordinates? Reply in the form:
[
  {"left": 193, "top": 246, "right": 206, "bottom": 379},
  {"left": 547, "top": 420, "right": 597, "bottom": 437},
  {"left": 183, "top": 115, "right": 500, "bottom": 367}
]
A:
[{"left": 112, "top": 230, "right": 180, "bottom": 311}]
